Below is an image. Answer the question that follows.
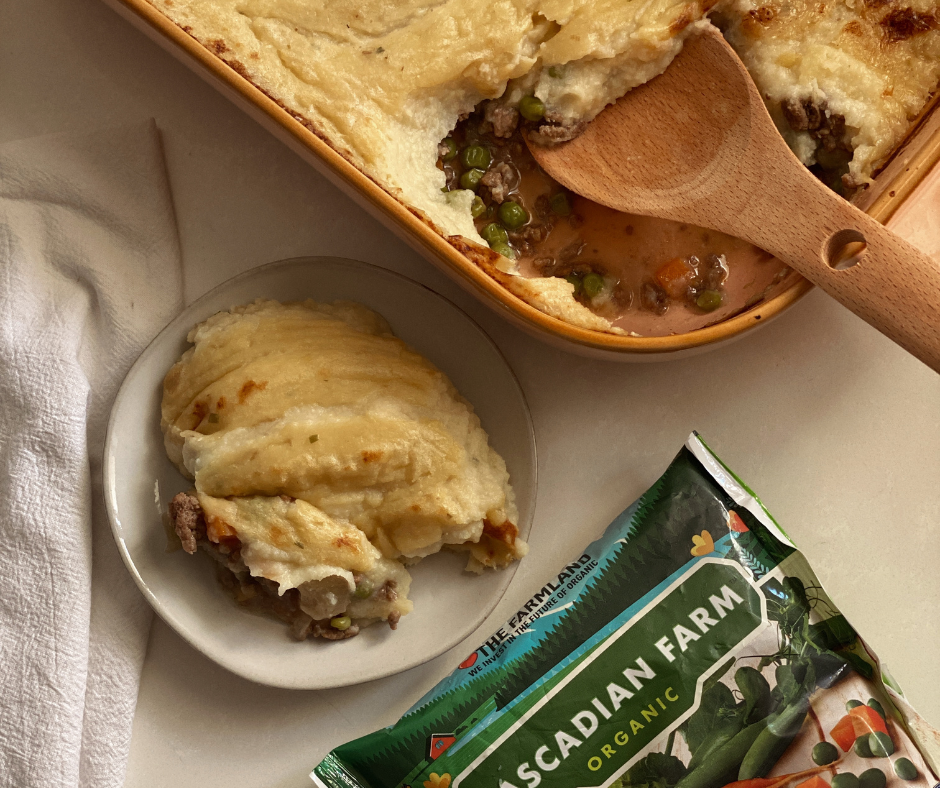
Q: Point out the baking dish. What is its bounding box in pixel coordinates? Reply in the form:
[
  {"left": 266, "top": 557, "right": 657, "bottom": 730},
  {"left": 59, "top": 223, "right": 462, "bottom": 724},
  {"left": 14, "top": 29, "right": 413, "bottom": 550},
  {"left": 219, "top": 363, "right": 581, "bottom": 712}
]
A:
[{"left": 101, "top": 0, "right": 940, "bottom": 360}]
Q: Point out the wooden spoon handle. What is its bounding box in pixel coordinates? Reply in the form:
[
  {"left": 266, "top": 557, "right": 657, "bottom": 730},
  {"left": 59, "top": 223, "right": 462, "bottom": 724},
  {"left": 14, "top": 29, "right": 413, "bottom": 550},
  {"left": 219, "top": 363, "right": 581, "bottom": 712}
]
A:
[{"left": 717, "top": 169, "right": 940, "bottom": 372}]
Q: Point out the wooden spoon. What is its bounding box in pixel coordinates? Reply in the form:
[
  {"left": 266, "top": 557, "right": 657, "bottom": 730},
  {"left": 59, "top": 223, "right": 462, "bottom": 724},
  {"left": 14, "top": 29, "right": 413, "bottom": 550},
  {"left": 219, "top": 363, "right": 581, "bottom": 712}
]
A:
[{"left": 527, "top": 26, "right": 940, "bottom": 371}]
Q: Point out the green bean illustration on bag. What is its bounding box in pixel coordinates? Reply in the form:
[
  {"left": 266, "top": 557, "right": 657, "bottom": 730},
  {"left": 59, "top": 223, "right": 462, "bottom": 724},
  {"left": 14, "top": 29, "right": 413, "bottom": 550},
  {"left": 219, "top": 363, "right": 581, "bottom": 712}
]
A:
[{"left": 312, "top": 435, "right": 940, "bottom": 788}]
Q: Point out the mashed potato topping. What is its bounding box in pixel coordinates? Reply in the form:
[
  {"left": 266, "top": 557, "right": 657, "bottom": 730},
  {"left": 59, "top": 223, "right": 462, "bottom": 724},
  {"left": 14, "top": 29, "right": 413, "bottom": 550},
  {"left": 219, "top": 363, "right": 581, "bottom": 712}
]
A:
[
  {"left": 717, "top": 0, "right": 940, "bottom": 189},
  {"left": 162, "top": 299, "right": 526, "bottom": 638},
  {"left": 149, "top": 0, "right": 712, "bottom": 242}
]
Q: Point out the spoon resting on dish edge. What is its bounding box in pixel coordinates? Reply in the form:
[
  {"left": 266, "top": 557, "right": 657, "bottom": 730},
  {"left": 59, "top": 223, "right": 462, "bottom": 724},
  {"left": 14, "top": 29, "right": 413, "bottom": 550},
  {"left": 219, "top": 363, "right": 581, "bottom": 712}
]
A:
[{"left": 526, "top": 26, "right": 940, "bottom": 372}]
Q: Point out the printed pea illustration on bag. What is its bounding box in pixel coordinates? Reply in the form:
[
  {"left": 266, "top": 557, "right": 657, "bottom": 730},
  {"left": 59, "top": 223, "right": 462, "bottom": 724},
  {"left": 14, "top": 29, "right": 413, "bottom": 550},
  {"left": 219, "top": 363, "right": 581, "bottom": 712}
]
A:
[{"left": 312, "top": 435, "right": 940, "bottom": 788}]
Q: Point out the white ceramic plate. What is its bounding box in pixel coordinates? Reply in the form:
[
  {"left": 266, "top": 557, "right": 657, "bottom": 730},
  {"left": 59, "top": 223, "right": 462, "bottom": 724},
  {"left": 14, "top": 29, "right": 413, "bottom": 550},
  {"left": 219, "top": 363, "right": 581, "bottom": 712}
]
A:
[{"left": 104, "top": 257, "right": 536, "bottom": 690}]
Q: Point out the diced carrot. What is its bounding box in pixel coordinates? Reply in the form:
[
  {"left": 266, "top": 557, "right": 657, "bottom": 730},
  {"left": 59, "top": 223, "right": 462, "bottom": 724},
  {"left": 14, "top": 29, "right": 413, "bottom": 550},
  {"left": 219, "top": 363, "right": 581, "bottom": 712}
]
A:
[
  {"left": 655, "top": 257, "right": 696, "bottom": 298},
  {"left": 830, "top": 706, "right": 890, "bottom": 751},
  {"left": 849, "top": 705, "right": 889, "bottom": 735},
  {"left": 206, "top": 515, "right": 238, "bottom": 544},
  {"left": 795, "top": 777, "right": 829, "bottom": 788},
  {"left": 728, "top": 510, "right": 749, "bottom": 533},
  {"left": 830, "top": 715, "right": 858, "bottom": 751}
]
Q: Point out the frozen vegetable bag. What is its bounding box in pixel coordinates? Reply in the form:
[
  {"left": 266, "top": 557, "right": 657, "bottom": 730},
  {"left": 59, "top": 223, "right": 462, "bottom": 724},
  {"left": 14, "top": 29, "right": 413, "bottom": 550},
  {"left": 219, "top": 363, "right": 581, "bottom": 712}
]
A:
[{"left": 312, "top": 434, "right": 940, "bottom": 788}]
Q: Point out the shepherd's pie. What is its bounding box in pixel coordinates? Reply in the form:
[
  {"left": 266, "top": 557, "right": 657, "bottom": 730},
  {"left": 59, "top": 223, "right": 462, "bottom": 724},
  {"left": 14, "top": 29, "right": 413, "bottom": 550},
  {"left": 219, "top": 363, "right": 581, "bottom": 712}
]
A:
[
  {"left": 147, "top": 0, "right": 940, "bottom": 334},
  {"left": 163, "top": 299, "right": 526, "bottom": 641}
]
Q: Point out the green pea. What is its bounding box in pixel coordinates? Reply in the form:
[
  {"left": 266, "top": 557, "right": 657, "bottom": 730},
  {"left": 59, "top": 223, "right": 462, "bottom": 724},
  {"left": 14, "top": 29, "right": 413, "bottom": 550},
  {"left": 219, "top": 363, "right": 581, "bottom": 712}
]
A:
[
  {"left": 491, "top": 242, "right": 516, "bottom": 260},
  {"left": 470, "top": 196, "right": 486, "bottom": 218},
  {"left": 565, "top": 273, "right": 582, "bottom": 293},
  {"left": 482, "top": 223, "right": 509, "bottom": 245},
  {"left": 868, "top": 699, "right": 887, "bottom": 720},
  {"left": 832, "top": 774, "right": 860, "bottom": 788},
  {"left": 519, "top": 95, "right": 545, "bottom": 122},
  {"left": 696, "top": 290, "right": 723, "bottom": 311},
  {"left": 894, "top": 758, "right": 918, "bottom": 781},
  {"left": 498, "top": 201, "right": 528, "bottom": 229},
  {"left": 460, "top": 145, "right": 491, "bottom": 170},
  {"left": 549, "top": 192, "right": 572, "bottom": 216},
  {"left": 353, "top": 578, "right": 374, "bottom": 599},
  {"left": 460, "top": 168, "right": 485, "bottom": 191},
  {"left": 330, "top": 615, "right": 352, "bottom": 631},
  {"left": 855, "top": 736, "right": 875, "bottom": 758},
  {"left": 813, "top": 742, "right": 840, "bottom": 766},
  {"left": 846, "top": 699, "right": 864, "bottom": 711},
  {"left": 859, "top": 769, "right": 886, "bottom": 788},
  {"left": 440, "top": 137, "right": 458, "bottom": 162},
  {"left": 582, "top": 273, "right": 606, "bottom": 299},
  {"left": 869, "top": 732, "right": 894, "bottom": 758}
]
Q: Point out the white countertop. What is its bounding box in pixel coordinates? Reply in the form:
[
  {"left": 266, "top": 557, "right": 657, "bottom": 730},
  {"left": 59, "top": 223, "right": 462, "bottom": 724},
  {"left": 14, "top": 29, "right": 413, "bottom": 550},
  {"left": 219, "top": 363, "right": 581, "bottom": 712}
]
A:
[{"left": 3, "top": 2, "right": 938, "bottom": 786}]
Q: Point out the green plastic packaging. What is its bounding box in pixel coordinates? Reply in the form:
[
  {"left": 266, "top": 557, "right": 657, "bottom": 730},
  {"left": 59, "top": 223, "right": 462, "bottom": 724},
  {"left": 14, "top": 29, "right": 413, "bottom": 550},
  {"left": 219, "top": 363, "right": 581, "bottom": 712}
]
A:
[{"left": 312, "top": 435, "right": 940, "bottom": 788}]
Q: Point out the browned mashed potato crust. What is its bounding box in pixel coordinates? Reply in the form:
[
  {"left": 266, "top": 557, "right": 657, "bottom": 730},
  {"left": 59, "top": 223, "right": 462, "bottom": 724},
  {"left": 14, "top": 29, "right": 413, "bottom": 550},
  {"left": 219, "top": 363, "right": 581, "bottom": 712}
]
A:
[{"left": 162, "top": 299, "right": 527, "bottom": 641}]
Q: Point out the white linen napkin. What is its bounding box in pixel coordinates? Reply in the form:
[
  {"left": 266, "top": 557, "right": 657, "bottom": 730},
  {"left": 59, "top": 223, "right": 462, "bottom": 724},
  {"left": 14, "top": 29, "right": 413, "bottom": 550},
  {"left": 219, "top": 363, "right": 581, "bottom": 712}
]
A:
[{"left": 0, "top": 121, "right": 183, "bottom": 788}]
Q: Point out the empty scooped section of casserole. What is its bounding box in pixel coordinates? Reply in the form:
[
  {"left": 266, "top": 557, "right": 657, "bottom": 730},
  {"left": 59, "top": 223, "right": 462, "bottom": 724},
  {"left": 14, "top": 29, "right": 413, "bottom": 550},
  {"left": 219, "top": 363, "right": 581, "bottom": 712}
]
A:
[
  {"left": 437, "top": 111, "right": 797, "bottom": 336},
  {"left": 162, "top": 299, "right": 526, "bottom": 641}
]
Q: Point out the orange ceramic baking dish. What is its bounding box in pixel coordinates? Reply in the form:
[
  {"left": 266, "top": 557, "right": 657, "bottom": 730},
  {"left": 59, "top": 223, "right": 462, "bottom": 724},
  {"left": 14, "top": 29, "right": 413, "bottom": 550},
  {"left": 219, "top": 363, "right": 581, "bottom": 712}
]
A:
[{"left": 102, "top": 0, "right": 940, "bottom": 360}]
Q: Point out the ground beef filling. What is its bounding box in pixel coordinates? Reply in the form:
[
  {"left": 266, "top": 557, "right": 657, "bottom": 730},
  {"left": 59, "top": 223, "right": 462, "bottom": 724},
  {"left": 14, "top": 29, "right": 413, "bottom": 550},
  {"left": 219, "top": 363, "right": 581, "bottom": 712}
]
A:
[
  {"left": 483, "top": 100, "right": 520, "bottom": 139},
  {"left": 169, "top": 492, "right": 203, "bottom": 554},
  {"left": 779, "top": 97, "right": 856, "bottom": 192},
  {"left": 480, "top": 162, "right": 518, "bottom": 204},
  {"left": 167, "top": 492, "right": 395, "bottom": 642},
  {"left": 528, "top": 115, "right": 588, "bottom": 145},
  {"left": 478, "top": 96, "right": 587, "bottom": 145}
]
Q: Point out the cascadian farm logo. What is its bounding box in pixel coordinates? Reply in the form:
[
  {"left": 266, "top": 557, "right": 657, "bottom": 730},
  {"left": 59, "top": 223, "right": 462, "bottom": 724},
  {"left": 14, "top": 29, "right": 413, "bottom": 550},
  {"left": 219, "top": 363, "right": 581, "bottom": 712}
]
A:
[{"left": 452, "top": 559, "right": 767, "bottom": 788}]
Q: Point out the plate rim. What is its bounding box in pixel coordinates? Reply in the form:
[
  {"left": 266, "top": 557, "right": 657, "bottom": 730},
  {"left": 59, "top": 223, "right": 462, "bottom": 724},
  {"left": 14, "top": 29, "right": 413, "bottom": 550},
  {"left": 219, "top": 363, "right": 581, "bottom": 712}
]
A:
[{"left": 103, "top": 256, "right": 538, "bottom": 689}]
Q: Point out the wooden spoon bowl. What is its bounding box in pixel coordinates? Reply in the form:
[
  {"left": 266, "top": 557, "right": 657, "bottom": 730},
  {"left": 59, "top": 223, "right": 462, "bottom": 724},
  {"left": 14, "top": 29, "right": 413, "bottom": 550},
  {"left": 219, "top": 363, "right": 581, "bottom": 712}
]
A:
[{"left": 527, "top": 27, "right": 940, "bottom": 371}]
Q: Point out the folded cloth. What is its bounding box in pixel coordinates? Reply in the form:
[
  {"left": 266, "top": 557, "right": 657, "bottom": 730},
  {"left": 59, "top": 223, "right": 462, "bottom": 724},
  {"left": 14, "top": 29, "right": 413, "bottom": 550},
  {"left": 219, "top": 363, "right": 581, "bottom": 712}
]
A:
[{"left": 0, "top": 121, "right": 183, "bottom": 788}]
